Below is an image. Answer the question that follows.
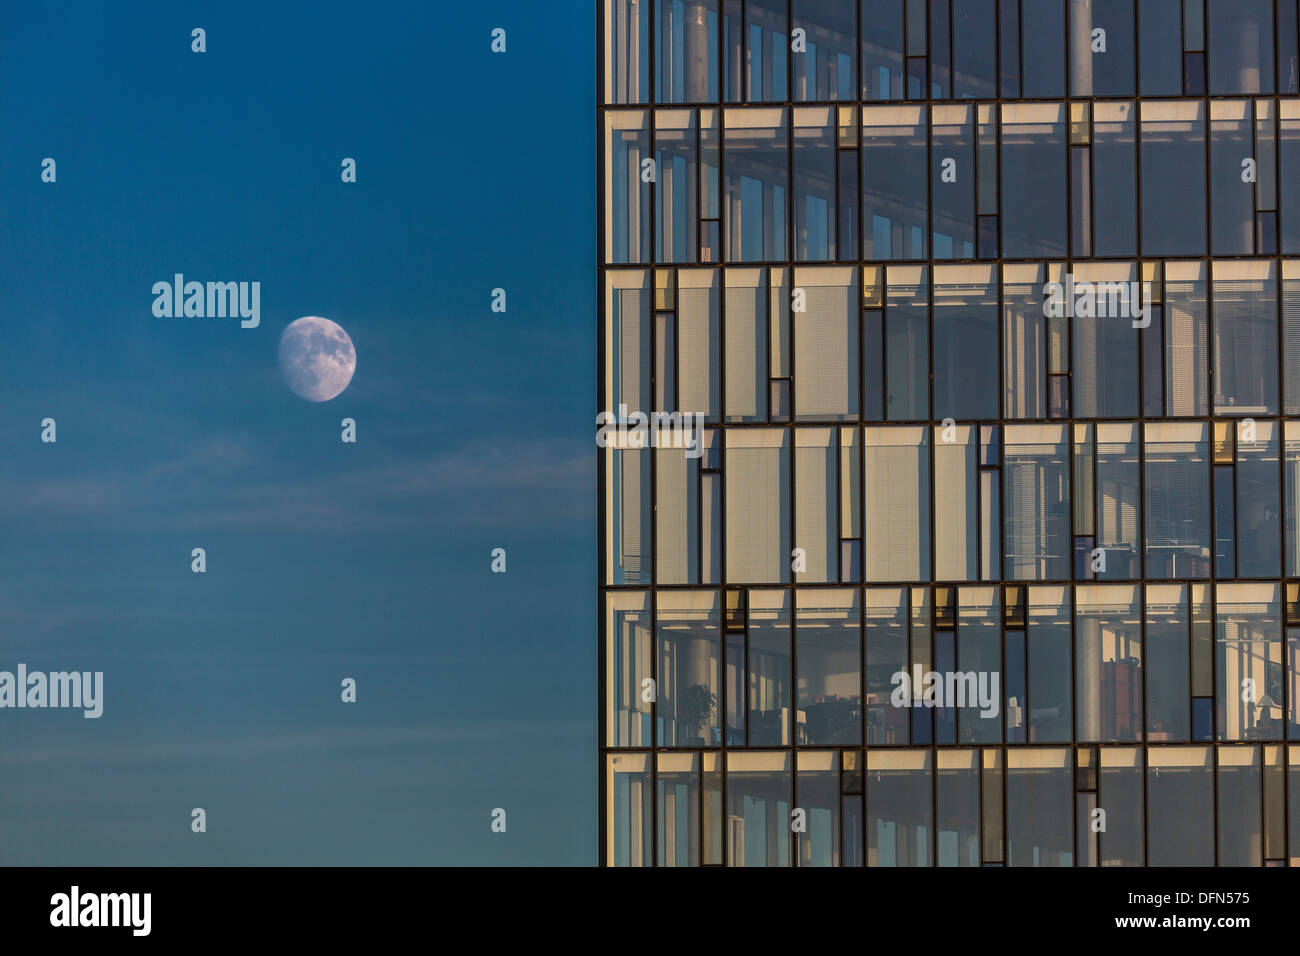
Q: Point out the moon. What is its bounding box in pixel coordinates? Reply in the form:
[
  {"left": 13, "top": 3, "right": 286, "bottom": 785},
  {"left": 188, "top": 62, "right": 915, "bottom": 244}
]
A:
[{"left": 278, "top": 316, "right": 356, "bottom": 402}]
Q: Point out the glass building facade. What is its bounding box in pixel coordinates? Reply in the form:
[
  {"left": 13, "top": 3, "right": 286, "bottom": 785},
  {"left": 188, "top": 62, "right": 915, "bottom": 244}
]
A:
[{"left": 599, "top": 0, "right": 1300, "bottom": 866}]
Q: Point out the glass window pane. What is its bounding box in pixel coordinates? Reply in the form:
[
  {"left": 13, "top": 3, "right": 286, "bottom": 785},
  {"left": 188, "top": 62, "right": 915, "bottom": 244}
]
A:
[
  {"left": 657, "top": 592, "right": 722, "bottom": 746},
  {"left": 865, "top": 587, "right": 910, "bottom": 745},
  {"left": 952, "top": 0, "right": 997, "bottom": 98},
  {"left": 1146, "top": 584, "right": 1191, "bottom": 741},
  {"left": 725, "top": 268, "right": 769, "bottom": 421},
  {"left": 1095, "top": 423, "right": 1141, "bottom": 579},
  {"left": 1217, "top": 746, "right": 1263, "bottom": 866},
  {"left": 935, "top": 424, "right": 978, "bottom": 581},
  {"left": 1099, "top": 747, "right": 1144, "bottom": 866},
  {"left": 958, "top": 586, "right": 1002, "bottom": 743},
  {"left": 795, "top": 428, "right": 835, "bottom": 583},
  {"left": 605, "top": 0, "right": 650, "bottom": 103},
  {"left": 1216, "top": 583, "right": 1283, "bottom": 742},
  {"left": 936, "top": 749, "right": 981, "bottom": 865},
  {"left": 607, "top": 753, "right": 654, "bottom": 865},
  {"left": 932, "top": 105, "right": 976, "bottom": 260},
  {"left": 792, "top": 0, "right": 855, "bottom": 101},
  {"left": 862, "top": 0, "right": 906, "bottom": 100},
  {"left": 657, "top": 753, "right": 701, "bottom": 866},
  {"left": 1026, "top": 586, "right": 1072, "bottom": 743},
  {"left": 1212, "top": 260, "right": 1278, "bottom": 415},
  {"left": 1163, "top": 261, "right": 1209, "bottom": 416},
  {"left": 606, "top": 592, "right": 652, "bottom": 746},
  {"left": 862, "top": 106, "right": 928, "bottom": 260},
  {"left": 727, "top": 751, "right": 792, "bottom": 865},
  {"left": 796, "top": 590, "right": 861, "bottom": 745},
  {"left": 796, "top": 752, "right": 841, "bottom": 866},
  {"left": 1021, "top": 0, "right": 1066, "bottom": 97},
  {"left": 747, "top": 590, "right": 791, "bottom": 745},
  {"left": 1071, "top": 0, "right": 1135, "bottom": 96},
  {"left": 867, "top": 750, "right": 932, "bottom": 865},
  {"left": 865, "top": 426, "right": 931, "bottom": 581},
  {"left": 1002, "top": 264, "right": 1047, "bottom": 418},
  {"left": 933, "top": 264, "right": 999, "bottom": 420},
  {"left": 1001, "top": 104, "right": 1068, "bottom": 258},
  {"left": 1006, "top": 748, "right": 1073, "bottom": 866},
  {"left": 793, "top": 108, "right": 836, "bottom": 261},
  {"left": 1092, "top": 103, "right": 1138, "bottom": 256},
  {"left": 1207, "top": 0, "right": 1273, "bottom": 95},
  {"left": 1144, "top": 422, "right": 1211, "bottom": 578},
  {"left": 655, "top": 111, "right": 699, "bottom": 262},
  {"left": 1070, "top": 263, "right": 1141, "bottom": 419},
  {"left": 1139, "top": 0, "right": 1183, "bottom": 95},
  {"left": 1147, "top": 746, "right": 1214, "bottom": 865},
  {"left": 1075, "top": 584, "right": 1143, "bottom": 743},
  {"left": 724, "top": 108, "right": 788, "bottom": 261},
  {"left": 656, "top": 433, "right": 701, "bottom": 584},
  {"left": 885, "top": 265, "right": 931, "bottom": 421},
  {"left": 1003, "top": 424, "right": 1071, "bottom": 580},
  {"left": 725, "top": 429, "right": 790, "bottom": 583},
  {"left": 656, "top": 0, "right": 719, "bottom": 103},
  {"left": 795, "top": 267, "right": 859, "bottom": 419},
  {"left": 606, "top": 111, "right": 652, "bottom": 262},
  {"left": 1287, "top": 421, "right": 1300, "bottom": 576},
  {"left": 1210, "top": 101, "right": 1255, "bottom": 255},
  {"left": 1237, "top": 421, "right": 1280, "bottom": 577},
  {"left": 1140, "top": 101, "right": 1206, "bottom": 256},
  {"left": 746, "top": 0, "right": 788, "bottom": 100}
]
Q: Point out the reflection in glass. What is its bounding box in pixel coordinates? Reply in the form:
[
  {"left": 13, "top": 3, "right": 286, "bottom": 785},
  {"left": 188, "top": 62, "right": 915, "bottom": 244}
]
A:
[
  {"left": 1007, "top": 748, "right": 1072, "bottom": 866},
  {"left": 727, "top": 751, "right": 792, "bottom": 866},
  {"left": 933, "top": 265, "right": 998, "bottom": 420},
  {"left": 1141, "top": 102, "right": 1206, "bottom": 256},
  {"left": 1208, "top": 0, "right": 1273, "bottom": 94},
  {"left": 796, "top": 751, "right": 841, "bottom": 866},
  {"left": 607, "top": 592, "right": 652, "bottom": 746},
  {"left": 862, "top": 106, "right": 928, "bottom": 260},
  {"left": 937, "top": 749, "right": 980, "bottom": 865},
  {"left": 607, "top": 753, "right": 653, "bottom": 866},
  {"left": 932, "top": 105, "right": 975, "bottom": 259},
  {"left": 1217, "top": 746, "right": 1263, "bottom": 866},
  {"left": 655, "top": 0, "right": 718, "bottom": 103},
  {"left": 867, "top": 750, "right": 932, "bottom": 866},
  {"left": 657, "top": 752, "right": 700, "bottom": 866},
  {"left": 724, "top": 109, "right": 788, "bottom": 261},
  {"left": 791, "top": 0, "right": 855, "bottom": 101},
  {"left": 1001, "top": 104, "right": 1067, "bottom": 258},
  {"left": 1148, "top": 747, "right": 1214, "bottom": 865}
]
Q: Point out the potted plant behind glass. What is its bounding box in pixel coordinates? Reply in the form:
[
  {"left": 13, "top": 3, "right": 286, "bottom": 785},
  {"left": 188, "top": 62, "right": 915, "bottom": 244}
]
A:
[{"left": 679, "top": 683, "right": 717, "bottom": 746}]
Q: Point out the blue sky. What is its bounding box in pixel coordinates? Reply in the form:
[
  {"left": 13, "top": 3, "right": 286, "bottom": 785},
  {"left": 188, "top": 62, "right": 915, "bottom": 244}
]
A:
[{"left": 0, "top": 0, "right": 595, "bottom": 864}]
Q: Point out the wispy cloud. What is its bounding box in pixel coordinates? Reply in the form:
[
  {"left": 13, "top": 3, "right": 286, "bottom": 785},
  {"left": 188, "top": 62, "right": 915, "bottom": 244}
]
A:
[
  {"left": 0, "top": 718, "right": 589, "bottom": 766},
  {"left": 0, "top": 434, "right": 591, "bottom": 533}
]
